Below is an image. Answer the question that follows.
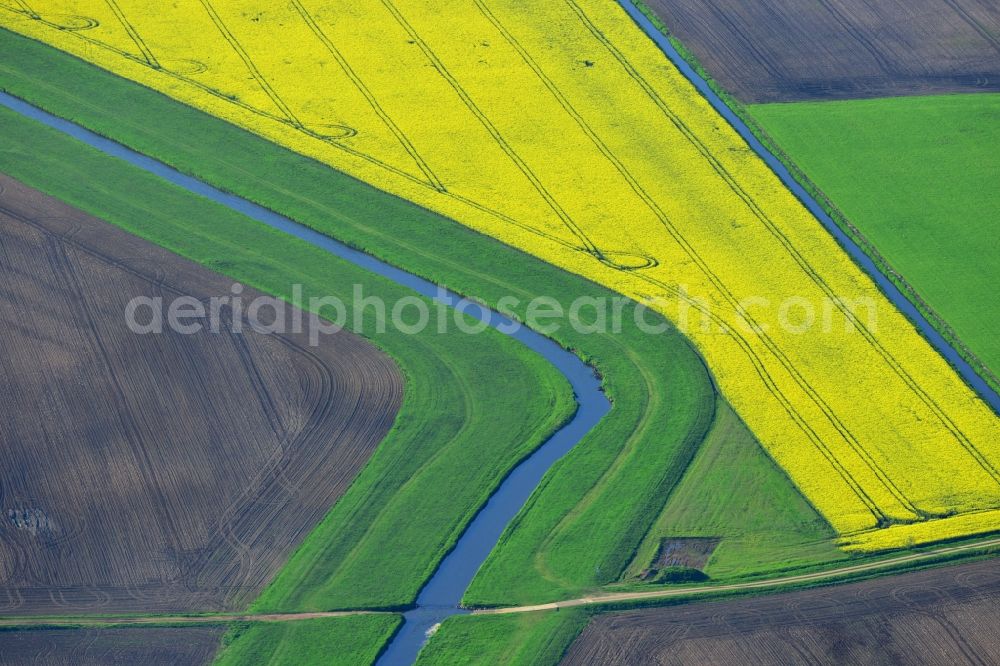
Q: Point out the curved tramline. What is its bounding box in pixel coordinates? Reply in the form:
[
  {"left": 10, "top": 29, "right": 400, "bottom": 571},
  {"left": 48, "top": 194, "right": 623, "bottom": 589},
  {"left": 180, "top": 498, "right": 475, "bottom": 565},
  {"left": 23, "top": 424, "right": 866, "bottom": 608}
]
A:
[
  {"left": 2, "top": 4, "right": 999, "bottom": 663},
  {"left": 4, "top": 0, "right": 996, "bottom": 551},
  {"left": 4, "top": 535, "right": 996, "bottom": 627},
  {"left": 0, "top": 89, "right": 610, "bottom": 663},
  {"left": 0, "top": 174, "right": 404, "bottom": 616}
]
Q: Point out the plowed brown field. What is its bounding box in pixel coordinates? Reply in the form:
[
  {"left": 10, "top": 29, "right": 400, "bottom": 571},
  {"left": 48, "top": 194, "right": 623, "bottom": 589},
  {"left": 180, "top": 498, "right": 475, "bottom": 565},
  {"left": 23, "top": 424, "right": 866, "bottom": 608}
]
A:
[
  {"left": 644, "top": 0, "right": 1000, "bottom": 102},
  {"left": 0, "top": 174, "right": 402, "bottom": 614},
  {"left": 0, "top": 627, "right": 221, "bottom": 665},
  {"left": 563, "top": 558, "right": 1000, "bottom": 665}
]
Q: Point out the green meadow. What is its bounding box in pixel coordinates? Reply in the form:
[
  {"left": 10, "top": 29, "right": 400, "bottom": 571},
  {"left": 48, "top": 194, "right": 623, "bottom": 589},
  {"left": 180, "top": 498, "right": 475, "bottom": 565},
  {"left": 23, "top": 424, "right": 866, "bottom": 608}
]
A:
[
  {"left": 214, "top": 616, "right": 401, "bottom": 666},
  {"left": 752, "top": 93, "right": 1000, "bottom": 389}
]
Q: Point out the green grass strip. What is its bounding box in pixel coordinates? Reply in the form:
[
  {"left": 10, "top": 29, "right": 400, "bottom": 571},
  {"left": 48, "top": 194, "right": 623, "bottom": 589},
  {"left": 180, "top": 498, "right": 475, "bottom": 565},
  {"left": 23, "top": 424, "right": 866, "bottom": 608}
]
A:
[
  {"left": 0, "top": 102, "right": 572, "bottom": 610},
  {"left": 214, "top": 616, "right": 402, "bottom": 666},
  {"left": 624, "top": 398, "right": 844, "bottom": 582},
  {"left": 0, "top": 27, "right": 837, "bottom": 609}
]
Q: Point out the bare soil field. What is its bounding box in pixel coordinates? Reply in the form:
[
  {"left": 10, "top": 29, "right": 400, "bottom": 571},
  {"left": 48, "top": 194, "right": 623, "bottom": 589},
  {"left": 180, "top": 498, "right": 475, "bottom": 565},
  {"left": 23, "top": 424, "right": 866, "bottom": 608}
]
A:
[
  {"left": 0, "top": 174, "right": 402, "bottom": 614},
  {"left": 0, "top": 627, "right": 221, "bottom": 665},
  {"left": 563, "top": 558, "right": 1000, "bottom": 664},
  {"left": 651, "top": 538, "right": 719, "bottom": 570},
  {"left": 644, "top": 0, "right": 1000, "bottom": 102}
]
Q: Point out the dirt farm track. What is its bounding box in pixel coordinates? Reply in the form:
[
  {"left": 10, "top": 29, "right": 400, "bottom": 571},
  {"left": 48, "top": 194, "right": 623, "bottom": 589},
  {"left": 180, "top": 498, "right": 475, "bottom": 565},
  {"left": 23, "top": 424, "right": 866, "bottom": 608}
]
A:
[
  {"left": 0, "top": 174, "right": 402, "bottom": 614},
  {"left": 563, "top": 557, "right": 1000, "bottom": 665},
  {"left": 645, "top": 0, "right": 1000, "bottom": 102}
]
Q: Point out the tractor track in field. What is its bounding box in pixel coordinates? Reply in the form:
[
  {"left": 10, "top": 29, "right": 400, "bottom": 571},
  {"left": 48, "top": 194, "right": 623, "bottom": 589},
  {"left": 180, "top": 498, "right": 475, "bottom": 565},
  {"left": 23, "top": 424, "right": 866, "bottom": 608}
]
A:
[
  {"left": 563, "top": 552, "right": 1000, "bottom": 665},
  {"left": 0, "top": 89, "right": 610, "bottom": 665},
  {"left": 0, "top": 174, "right": 404, "bottom": 616},
  {"left": 3, "top": 3, "right": 999, "bottom": 659}
]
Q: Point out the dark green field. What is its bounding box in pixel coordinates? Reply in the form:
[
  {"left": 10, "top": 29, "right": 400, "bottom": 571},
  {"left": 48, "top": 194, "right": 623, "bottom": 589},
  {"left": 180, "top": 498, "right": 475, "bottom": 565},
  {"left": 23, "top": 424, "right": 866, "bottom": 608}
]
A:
[
  {"left": 622, "top": 399, "right": 844, "bottom": 582},
  {"left": 751, "top": 93, "right": 1000, "bottom": 389}
]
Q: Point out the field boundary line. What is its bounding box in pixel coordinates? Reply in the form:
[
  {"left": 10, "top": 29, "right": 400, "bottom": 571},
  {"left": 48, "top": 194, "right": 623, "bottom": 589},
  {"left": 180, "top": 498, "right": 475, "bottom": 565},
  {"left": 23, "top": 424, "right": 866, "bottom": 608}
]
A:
[
  {"left": 473, "top": 536, "right": 1000, "bottom": 614},
  {"left": 104, "top": 0, "right": 159, "bottom": 69},
  {"left": 570, "top": 0, "right": 997, "bottom": 486},
  {"left": 743, "top": 116, "right": 1000, "bottom": 395},
  {"left": 194, "top": 0, "right": 302, "bottom": 128},
  {"left": 3, "top": 538, "right": 994, "bottom": 627},
  {"left": 376, "top": 0, "right": 604, "bottom": 262},
  {"left": 621, "top": 0, "right": 1000, "bottom": 410}
]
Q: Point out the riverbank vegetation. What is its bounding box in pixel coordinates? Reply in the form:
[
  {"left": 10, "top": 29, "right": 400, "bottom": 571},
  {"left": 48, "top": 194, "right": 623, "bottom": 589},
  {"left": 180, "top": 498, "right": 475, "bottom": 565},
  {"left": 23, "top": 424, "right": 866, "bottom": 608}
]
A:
[
  {"left": 4, "top": 0, "right": 997, "bottom": 550},
  {"left": 0, "top": 103, "right": 573, "bottom": 613}
]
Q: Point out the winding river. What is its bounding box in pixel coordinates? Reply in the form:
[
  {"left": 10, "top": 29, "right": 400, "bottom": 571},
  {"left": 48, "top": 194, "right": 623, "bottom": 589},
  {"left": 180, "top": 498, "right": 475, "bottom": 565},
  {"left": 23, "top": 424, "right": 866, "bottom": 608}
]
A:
[
  {"left": 0, "top": 90, "right": 610, "bottom": 664},
  {"left": 2, "top": 5, "right": 997, "bottom": 663}
]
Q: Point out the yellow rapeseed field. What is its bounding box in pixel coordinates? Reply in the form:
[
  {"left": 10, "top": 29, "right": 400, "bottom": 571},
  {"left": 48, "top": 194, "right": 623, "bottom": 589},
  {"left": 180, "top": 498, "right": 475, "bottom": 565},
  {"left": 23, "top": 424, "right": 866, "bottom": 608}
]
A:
[{"left": 5, "top": 0, "right": 997, "bottom": 550}]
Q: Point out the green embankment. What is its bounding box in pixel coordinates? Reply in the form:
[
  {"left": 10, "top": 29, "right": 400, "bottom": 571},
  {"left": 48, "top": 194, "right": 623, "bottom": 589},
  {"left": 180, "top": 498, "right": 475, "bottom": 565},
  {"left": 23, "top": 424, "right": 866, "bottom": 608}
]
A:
[
  {"left": 624, "top": 399, "right": 844, "bottom": 581},
  {"left": 415, "top": 611, "right": 589, "bottom": 666},
  {"left": 749, "top": 93, "right": 1000, "bottom": 386},
  {"left": 0, "top": 104, "right": 573, "bottom": 612},
  {"left": 213, "top": 616, "right": 401, "bottom": 666},
  {"left": 0, "top": 26, "right": 840, "bottom": 613}
]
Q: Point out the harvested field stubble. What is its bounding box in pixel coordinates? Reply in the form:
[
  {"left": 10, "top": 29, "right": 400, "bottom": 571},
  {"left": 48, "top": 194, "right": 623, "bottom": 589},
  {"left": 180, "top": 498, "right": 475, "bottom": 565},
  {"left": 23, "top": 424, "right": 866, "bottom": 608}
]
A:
[
  {"left": 563, "top": 558, "right": 1000, "bottom": 665},
  {"left": 643, "top": 0, "right": 1000, "bottom": 102},
  {"left": 0, "top": 174, "right": 402, "bottom": 614}
]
